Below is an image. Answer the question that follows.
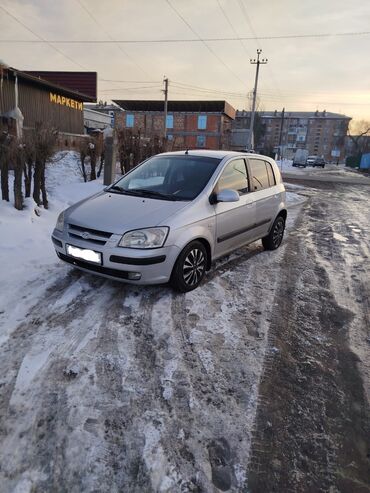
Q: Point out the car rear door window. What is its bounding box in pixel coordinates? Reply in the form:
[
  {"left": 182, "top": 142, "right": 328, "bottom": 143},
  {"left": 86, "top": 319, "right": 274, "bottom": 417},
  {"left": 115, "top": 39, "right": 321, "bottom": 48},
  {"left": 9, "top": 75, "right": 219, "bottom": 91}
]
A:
[
  {"left": 217, "top": 159, "right": 249, "bottom": 194},
  {"left": 249, "top": 158, "right": 270, "bottom": 191},
  {"left": 265, "top": 161, "right": 276, "bottom": 187}
]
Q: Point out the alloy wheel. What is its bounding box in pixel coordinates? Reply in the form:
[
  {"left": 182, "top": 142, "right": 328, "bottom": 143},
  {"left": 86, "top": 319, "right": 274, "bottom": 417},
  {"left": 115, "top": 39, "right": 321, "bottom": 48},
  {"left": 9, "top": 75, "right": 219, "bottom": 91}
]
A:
[
  {"left": 182, "top": 248, "right": 206, "bottom": 287},
  {"left": 272, "top": 219, "right": 285, "bottom": 248}
]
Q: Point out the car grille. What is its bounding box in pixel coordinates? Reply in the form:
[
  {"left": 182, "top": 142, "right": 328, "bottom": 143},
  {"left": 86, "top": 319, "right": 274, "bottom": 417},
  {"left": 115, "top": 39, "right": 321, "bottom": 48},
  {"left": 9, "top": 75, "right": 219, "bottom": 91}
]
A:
[
  {"left": 67, "top": 223, "right": 113, "bottom": 246},
  {"left": 58, "top": 252, "right": 131, "bottom": 279}
]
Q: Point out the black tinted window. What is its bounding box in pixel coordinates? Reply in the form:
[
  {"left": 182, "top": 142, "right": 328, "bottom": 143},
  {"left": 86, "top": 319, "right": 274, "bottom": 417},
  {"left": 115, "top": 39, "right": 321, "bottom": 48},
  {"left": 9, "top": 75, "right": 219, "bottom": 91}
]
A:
[
  {"left": 217, "top": 159, "right": 249, "bottom": 194},
  {"left": 249, "top": 159, "right": 270, "bottom": 191}
]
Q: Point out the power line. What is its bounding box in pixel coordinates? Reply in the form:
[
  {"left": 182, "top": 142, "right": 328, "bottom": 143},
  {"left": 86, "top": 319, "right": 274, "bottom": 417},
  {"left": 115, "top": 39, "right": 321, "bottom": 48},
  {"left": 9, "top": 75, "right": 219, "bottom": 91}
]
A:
[
  {"left": 237, "top": 0, "right": 282, "bottom": 99},
  {"left": 165, "top": 0, "right": 246, "bottom": 87},
  {"left": 0, "top": 3, "right": 88, "bottom": 70},
  {"left": 99, "top": 85, "right": 162, "bottom": 92},
  {"left": 75, "top": 0, "right": 151, "bottom": 78},
  {"left": 99, "top": 79, "right": 161, "bottom": 84},
  {"left": 215, "top": 0, "right": 252, "bottom": 58},
  {"left": 171, "top": 87, "right": 249, "bottom": 99},
  {"left": 1, "top": 31, "right": 369, "bottom": 44}
]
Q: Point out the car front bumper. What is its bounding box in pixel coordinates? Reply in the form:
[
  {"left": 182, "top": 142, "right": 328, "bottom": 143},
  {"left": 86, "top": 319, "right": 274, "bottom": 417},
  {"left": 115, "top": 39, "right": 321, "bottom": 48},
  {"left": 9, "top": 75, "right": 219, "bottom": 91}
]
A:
[{"left": 51, "top": 229, "right": 180, "bottom": 285}]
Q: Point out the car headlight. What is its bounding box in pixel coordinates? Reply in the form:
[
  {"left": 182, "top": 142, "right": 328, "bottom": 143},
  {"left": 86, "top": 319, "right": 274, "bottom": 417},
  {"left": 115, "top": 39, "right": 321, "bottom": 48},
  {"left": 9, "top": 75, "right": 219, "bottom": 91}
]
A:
[
  {"left": 119, "top": 227, "right": 169, "bottom": 249},
  {"left": 55, "top": 211, "right": 64, "bottom": 232}
]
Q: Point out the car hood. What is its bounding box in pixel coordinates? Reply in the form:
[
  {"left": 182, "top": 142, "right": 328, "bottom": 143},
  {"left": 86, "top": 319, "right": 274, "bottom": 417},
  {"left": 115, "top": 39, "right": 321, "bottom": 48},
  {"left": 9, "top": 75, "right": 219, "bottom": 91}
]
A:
[{"left": 65, "top": 191, "right": 189, "bottom": 234}]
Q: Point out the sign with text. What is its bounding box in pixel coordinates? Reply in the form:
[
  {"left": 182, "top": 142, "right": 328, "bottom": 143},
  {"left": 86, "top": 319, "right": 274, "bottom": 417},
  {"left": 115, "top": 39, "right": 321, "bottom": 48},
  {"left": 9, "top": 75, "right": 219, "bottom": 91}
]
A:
[{"left": 49, "top": 92, "right": 83, "bottom": 111}]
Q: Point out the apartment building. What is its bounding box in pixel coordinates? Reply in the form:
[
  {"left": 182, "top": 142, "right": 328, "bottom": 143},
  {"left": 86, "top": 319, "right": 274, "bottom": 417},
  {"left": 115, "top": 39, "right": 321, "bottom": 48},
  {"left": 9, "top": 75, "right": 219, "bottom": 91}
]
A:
[
  {"left": 113, "top": 100, "right": 236, "bottom": 150},
  {"left": 232, "top": 110, "right": 351, "bottom": 161}
]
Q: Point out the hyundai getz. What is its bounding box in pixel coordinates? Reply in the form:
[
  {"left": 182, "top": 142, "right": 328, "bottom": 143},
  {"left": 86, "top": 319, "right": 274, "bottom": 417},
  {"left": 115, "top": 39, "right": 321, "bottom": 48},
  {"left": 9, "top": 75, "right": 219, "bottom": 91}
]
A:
[{"left": 52, "top": 150, "right": 287, "bottom": 292}]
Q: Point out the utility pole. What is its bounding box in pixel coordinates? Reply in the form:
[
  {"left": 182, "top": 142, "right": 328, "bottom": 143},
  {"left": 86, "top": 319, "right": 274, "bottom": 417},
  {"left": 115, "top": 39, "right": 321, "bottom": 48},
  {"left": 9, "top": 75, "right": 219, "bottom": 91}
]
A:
[
  {"left": 277, "top": 107, "right": 285, "bottom": 162},
  {"left": 246, "top": 49, "right": 268, "bottom": 151},
  {"left": 163, "top": 76, "right": 169, "bottom": 139}
]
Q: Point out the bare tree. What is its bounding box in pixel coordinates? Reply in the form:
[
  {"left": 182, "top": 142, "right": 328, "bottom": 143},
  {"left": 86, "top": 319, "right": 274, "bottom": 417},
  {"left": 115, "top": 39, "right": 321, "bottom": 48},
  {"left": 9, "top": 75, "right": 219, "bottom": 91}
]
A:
[
  {"left": 0, "top": 132, "right": 10, "bottom": 201},
  {"left": 348, "top": 120, "right": 370, "bottom": 154},
  {"left": 30, "top": 123, "right": 57, "bottom": 209},
  {"left": 87, "top": 134, "right": 103, "bottom": 180},
  {"left": 13, "top": 142, "right": 24, "bottom": 210},
  {"left": 97, "top": 149, "right": 104, "bottom": 178},
  {"left": 78, "top": 139, "right": 89, "bottom": 182},
  {"left": 116, "top": 128, "right": 165, "bottom": 174}
]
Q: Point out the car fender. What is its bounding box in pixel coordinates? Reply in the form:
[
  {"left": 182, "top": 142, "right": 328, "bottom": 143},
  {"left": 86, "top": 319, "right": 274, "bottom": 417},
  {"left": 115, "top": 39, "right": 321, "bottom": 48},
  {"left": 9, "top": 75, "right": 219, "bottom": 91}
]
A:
[{"left": 169, "top": 222, "right": 215, "bottom": 258}]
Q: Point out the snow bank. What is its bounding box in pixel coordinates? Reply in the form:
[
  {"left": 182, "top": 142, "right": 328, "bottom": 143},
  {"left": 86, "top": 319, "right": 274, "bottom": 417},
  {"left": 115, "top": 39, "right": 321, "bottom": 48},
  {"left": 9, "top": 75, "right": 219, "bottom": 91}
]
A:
[{"left": 0, "top": 151, "right": 104, "bottom": 345}]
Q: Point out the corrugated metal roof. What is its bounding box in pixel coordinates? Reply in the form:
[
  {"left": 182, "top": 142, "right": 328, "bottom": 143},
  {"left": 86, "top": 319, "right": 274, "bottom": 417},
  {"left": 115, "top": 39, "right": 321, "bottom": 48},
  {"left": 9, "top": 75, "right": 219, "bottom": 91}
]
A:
[
  {"left": 113, "top": 99, "right": 235, "bottom": 118},
  {"left": 18, "top": 70, "right": 97, "bottom": 102},
  {"left": 236, "top": 110, "right": 351, "bottom": 119}
]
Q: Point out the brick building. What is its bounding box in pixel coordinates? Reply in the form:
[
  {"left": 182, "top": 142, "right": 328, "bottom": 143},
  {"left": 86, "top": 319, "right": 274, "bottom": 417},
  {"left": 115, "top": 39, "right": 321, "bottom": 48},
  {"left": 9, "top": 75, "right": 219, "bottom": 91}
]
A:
[
  {"left": 232, "top": 110, "right": 351, "bottom": 161},
  {"left": 113, "top": 100, "right": 236, "bottom": 150}
]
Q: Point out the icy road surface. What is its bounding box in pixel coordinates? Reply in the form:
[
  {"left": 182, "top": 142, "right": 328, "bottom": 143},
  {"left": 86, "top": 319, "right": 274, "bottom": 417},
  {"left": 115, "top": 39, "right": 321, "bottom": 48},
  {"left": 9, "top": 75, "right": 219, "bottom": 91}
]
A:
[{"left": 0, "top": 181, "right": 369, "bottom": 492}]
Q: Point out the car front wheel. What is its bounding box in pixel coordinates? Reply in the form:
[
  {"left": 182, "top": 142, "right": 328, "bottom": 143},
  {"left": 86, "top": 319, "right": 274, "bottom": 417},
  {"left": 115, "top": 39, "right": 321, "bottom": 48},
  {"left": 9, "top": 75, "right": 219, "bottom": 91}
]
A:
[
  {"left": 262, "top": 216, "right": 285, "bottom": 250},
  {"left": 171, "top": 241, "right": 208, "bottom": 292}
]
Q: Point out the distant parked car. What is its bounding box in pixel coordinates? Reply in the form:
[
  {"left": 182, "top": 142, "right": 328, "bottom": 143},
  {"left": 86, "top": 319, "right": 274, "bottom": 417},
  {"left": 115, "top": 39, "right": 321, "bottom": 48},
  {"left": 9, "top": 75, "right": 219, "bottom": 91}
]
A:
[
  {"left": 292, "top": 149, "right": 309, "bottom": 167},
  {"left": 52, "top": 151, "right": 287, "bottom": 292},
  {"left": 306, "top": 155, "right": 326, "bottom": 168}
]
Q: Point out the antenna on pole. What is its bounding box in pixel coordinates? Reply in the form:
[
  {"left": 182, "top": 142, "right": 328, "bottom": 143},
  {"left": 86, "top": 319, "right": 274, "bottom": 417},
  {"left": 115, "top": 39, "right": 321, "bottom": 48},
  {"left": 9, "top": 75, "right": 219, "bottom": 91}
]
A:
[{"left": 246, "top": 49, "right": 268, "bottom": 151}]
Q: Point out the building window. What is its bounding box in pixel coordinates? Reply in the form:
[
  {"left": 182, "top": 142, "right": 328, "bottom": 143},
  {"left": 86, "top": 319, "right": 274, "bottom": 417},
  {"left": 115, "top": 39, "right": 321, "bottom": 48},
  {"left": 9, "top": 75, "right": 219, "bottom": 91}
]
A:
[
  {"left": 198, "top": 115, "right": 207, "bottom": 129},
  {"left": 126, "top": 114, "right": 134, "bottom": 127},
  {"left": 196, "top": 135, "right": 206, "bottom": 147},
  {"left": 166, "top": 114, "right": 173, "bottom": 129},
  {"left": 167, "top": 134, "right": 173, "bottom": 141}
]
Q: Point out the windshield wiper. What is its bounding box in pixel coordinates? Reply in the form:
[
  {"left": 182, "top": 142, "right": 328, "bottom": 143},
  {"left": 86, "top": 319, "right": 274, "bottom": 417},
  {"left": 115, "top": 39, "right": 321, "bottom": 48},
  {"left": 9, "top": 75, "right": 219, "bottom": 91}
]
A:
[
  {"left": 108, "top": 185, "right": 124, "bottom": 192},
  {"left": 108, "top": 186, "right": 143, "bottom": 196},
  {"left": 127, "top": 189, "right": 182, "bottom": 201}
]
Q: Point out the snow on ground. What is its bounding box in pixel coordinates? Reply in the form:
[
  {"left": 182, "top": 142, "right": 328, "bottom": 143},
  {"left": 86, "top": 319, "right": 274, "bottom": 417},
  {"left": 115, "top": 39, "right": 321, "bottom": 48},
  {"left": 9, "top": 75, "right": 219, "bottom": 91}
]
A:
[
  {"left": 278, "top": 158, "right": 362, "bottom": 178},
  {"left": 0, "top": 151, "right": 104, "bottom": 346},
  {"left": 0, "top": 152, "right": 308, "bottom": 491},
  {"left": 0, "top": 152, "right": 305, "bottom": 348}
]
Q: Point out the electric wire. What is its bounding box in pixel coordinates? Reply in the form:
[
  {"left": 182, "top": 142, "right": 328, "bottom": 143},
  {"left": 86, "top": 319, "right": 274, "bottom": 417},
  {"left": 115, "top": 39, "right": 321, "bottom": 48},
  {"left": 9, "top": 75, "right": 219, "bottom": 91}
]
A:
[
  {"left": 165, "top": 0, "right": 246, "bottom": 87},
  {"left": 0, "top": 3, "right": 89, "bottom": 70},
  {"left": 2, "top": 31, "right": 368, "bottom": 43},
  {"left": 75, "top": 0, "right": 151, "bottom": 78},
  {"left": 215, "top": 0, "right": 252, "bottom": 58},
  {"left": 237, "top": 0, "right": 282, "bottom": 99}
]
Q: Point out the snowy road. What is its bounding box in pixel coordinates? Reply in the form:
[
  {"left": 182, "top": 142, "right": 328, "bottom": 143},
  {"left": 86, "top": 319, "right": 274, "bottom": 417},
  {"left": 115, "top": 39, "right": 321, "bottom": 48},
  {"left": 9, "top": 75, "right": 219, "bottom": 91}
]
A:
[{"left": 0, "top": 182, "right": 369, "bottom": 492}]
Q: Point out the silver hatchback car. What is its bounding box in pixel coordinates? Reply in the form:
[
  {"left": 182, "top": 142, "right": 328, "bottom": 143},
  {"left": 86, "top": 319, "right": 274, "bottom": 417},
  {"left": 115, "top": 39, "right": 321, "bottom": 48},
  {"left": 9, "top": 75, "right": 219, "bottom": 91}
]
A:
[{"left": 52, "top": 150, "right": 286, "bottom": 292}]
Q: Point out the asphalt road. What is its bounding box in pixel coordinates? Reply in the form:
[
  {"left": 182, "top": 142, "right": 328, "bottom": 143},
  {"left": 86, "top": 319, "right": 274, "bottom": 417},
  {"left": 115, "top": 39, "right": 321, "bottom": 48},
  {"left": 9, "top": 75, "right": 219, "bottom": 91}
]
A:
[{"left": 0, "top": 180, "right": 369, "bottom": 492}]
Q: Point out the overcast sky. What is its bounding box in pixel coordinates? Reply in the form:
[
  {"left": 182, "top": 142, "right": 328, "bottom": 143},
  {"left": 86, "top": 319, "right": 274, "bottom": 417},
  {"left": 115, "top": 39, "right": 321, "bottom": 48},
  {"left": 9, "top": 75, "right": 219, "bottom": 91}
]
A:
[{"left": 1, "top": 0, "right": 369, "bottom": 122}]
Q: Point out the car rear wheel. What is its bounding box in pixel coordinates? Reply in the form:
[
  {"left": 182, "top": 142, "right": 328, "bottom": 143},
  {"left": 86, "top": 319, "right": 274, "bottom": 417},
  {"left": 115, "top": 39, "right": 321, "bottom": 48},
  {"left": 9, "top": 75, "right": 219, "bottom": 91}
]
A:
[
  {"left": 171, "top": 241, "right": 207, "bottom": 292},
  {"left": 262, "top": 216, "right": 285, "bottom": 251}
]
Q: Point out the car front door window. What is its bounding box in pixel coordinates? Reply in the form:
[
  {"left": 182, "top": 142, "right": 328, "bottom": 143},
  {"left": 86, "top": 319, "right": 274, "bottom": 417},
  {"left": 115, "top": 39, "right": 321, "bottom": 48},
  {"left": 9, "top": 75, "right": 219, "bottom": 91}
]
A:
[{"left": 217, "top": 159, "right": 249, "bottom": 194}]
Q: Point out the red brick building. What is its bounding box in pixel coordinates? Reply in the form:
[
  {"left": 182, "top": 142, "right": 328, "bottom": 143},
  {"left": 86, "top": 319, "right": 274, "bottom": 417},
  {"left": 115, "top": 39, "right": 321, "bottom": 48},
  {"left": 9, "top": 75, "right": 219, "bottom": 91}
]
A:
[{"left": 113, "top": 100, "right": 236, "bottom": 150}]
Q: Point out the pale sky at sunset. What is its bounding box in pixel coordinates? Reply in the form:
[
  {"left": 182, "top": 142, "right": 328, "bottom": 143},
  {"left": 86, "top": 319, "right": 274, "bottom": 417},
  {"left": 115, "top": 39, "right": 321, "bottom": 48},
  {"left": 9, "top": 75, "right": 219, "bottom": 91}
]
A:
[{"left": 1, "top": 0, "right": 369, "bottom": 122}]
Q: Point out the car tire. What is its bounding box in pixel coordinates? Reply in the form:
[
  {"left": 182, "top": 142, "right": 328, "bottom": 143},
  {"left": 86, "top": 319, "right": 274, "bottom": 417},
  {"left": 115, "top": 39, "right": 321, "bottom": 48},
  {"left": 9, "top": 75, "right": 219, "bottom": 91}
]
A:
[
  {"left": 262, "top": 216, "right": 285, "bottom": 251},
  {"left": 171, "top": 241, "right": 208, "bottom": 292}
]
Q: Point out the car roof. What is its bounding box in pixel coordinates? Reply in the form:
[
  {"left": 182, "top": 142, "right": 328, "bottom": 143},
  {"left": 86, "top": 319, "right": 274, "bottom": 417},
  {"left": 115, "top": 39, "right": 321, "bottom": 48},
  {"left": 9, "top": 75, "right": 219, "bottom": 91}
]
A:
[{"left": 157, "top": 149, "right": 271, "bottom": 160}]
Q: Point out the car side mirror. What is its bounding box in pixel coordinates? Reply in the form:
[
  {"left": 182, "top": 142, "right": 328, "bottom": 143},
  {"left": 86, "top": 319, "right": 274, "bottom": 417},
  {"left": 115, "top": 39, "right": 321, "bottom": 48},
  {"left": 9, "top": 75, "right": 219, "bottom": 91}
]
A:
[{"left": 216, "top": 189, "right": 240, "bottom": 203}]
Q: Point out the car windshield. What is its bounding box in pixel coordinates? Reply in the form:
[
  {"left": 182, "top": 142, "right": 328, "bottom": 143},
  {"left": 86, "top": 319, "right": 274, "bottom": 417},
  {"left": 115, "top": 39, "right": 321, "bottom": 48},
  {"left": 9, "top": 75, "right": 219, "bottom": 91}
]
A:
[{"left": 109, "top": 155, "right": 221, "bottom": 201}]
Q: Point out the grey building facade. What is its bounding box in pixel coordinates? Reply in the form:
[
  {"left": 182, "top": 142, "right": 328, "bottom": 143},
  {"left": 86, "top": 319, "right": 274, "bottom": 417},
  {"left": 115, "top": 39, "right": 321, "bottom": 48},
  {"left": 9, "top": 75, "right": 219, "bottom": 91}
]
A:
[{"left": 232, "top": 110, "right": 351, "bottom": 161}]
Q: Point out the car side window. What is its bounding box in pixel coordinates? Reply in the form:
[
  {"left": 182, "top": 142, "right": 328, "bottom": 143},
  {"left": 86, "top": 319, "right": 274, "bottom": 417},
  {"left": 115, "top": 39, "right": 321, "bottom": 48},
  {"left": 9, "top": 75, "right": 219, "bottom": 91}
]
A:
[
  {"left": 265, "top": 161, "right": 276, "bottom": 187},
  {"left": 217, "top": 159, "right": 249, "bottom": 194},
  {"left": 249, "top": 158, "right": 270, "bottom": 191}
]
